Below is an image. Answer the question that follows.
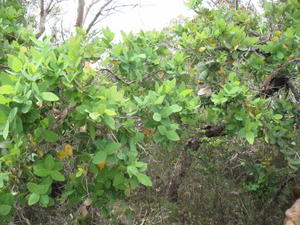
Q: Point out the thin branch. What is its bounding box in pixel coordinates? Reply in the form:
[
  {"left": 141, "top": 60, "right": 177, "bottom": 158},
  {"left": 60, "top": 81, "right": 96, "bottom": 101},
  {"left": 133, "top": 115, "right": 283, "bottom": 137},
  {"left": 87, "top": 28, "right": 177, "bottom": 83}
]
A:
[
  {"left": 98, "top": 68, "right": 135, "bottom": 85},
  {"left": 46, "top": 0, "right": 55, "bottom": 13},
  {"left": 83, "top": 0, "right": 102, "bottom": 24},
  {"left": 0, "top": 64, "right": 9, "bottom": 70},
  {"left": 86, "top": 0, "right": 114, "bottom": 34}
]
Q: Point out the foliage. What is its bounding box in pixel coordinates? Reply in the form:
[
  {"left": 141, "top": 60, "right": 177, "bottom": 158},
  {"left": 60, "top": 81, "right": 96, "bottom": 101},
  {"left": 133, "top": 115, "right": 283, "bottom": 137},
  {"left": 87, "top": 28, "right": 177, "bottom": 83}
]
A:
[{"left": 0, "top": 0, "right": 300, "bottom": 223}]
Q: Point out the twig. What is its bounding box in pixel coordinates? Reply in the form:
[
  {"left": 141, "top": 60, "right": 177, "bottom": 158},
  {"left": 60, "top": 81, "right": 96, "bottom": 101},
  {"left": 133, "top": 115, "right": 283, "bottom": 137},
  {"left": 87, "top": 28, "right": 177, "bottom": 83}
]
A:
[
  {"left": 98, "top": 68, "right": 135, "bottom": 85},
  {"left": 0, "top": 64, "right": 9, "bottom": 70}
]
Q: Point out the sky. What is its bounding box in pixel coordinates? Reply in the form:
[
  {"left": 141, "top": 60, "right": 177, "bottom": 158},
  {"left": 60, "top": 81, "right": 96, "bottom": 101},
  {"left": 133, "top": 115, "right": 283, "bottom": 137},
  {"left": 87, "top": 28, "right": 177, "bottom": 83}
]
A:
[
  {"left": 55, "top": 0, "right": 262, "bottom": 40},
  {"left": 101, "top": 0, "right": 194, "bottom": 34},
  {"left": 59, "top": 0, "right": 194, "bottom": 39}
]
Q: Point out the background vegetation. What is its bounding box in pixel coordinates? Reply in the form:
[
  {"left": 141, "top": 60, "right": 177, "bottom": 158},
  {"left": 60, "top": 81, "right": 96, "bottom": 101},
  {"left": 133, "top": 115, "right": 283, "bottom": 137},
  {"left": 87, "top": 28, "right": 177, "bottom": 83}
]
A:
[{"left": 0, "top": 0, "right": 299, "bottom": 224}]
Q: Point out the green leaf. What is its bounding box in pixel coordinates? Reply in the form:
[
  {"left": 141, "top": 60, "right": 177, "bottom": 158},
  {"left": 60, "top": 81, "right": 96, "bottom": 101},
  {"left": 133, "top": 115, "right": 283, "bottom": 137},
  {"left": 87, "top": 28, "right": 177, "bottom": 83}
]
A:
[
  {"left": 170, "top": 104, "right": 182, "bottom": 113},
  {"left": 166, "top": 130, "right": 180, "bottom": 141},
  {"left": 160, "top": 107, "right": 174, "bottom": 118},
  {"left": 8, "top": 107, "right": 18, "bottom": 122},
  {"left": 27, "top": 183, "right": 39, "bottom": 193},
  {"left": 7, "top": 54, "right": 23, "bottom": 72},
  {"left": 0, "top": 96, "right": 12, "bottom": 104},
  {"left": 3, "top": 120, "right": 9, "bottom": 140},
  {"left": 27, "top": 183, "right": 49, "bottom": 195},
  {"left": 154, "top": 95, "right": 165, "bottom": 104},
  {"left": 273, "top": 114, "right": 283, "bottom": 120},
  {"left": 103, "top": 114, "right": 115, "bottom": 130},
  {"left": 33, "top": 164, "right": 51, "bottom": 177},
  {"left": 105, "top": 142, "right": 121, "bottom": 154},
  {"left": 44, "top": 155, "right": 55, "bottom": 170},
  {"left": 41, "top": 92, "right": 59, "bottom": 101},
  {"left": 27, "top": 63, "right": 38, "bottom": 75},
  {"left": 102, "top": 27, "right": 115, "bottom": 41},
  {"left": 39, "top": 195, "right": 50, "bottom": 206},
  {"left": 53, "top": 161, "right": 64, "bottom": 171},
  {"left": 104, "top": 109, "right": 117, "bottom": 116},
  {"left": 92, "top": 151, "right": 107, "bottom": 164},
  {"left": 179, "top": 89, "right": 193, "bottom": 97},
  {"left": 136, "top": 173, "right": 152, "bottom": 186},
  {"left": 89, "top": 112, "right": 100, "bottom": 120},
  {"left": 113, "top": 173, "right": 126, "bottom": 188},
  {"left": 43, "top": 130, "right": 58, "bottom": 143},
  {"left": 28, "top": 193, "right": 40, "bottom": 206},
  {"left": 0, "top": 204, "right": 11, "bottom": 216},
  {"left": 211, "top": 94, "right": 228, "bottom": 104},
  {"left": 245, "top": 131, "right": 255, "bottom": 144},
  {"left": 50, "top": 171, "right": 65, "bottom": 181},
  {"left": 289, "top": 159, "right": 300, "bottom": 166},
  {"left": 157, "top": 125, "right": 168, "bottom": 135},
  {"left": 0, "top": 85, "right": 14, "bottom": 95},
  {"left": 127, "top": 165, "right": 139, "bottom": 177},
  {"left": 87, "top": 122, "right": 96, "bottom": 139},
  {"left": 153, "top": 112, "right": 162, "bottom": 121},
  {"left": 0, "top": 173, "right": 9, "bottom": 188},
  {"left": 0, "top": 173, "right": 8, "bottom": 188}
]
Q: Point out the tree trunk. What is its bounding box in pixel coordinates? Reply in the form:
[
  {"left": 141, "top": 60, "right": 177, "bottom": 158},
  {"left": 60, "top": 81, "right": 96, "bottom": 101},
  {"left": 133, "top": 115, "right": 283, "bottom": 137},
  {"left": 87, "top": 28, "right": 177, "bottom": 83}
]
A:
[
  {"left": 36, "top": 0, "right": 46, "bottom": 38},
  {"left": 75, "top": 0, "right": 85, "bottom": 28},
  {"left": 166, "top": 124, "right": 225, "bottom": 201}
]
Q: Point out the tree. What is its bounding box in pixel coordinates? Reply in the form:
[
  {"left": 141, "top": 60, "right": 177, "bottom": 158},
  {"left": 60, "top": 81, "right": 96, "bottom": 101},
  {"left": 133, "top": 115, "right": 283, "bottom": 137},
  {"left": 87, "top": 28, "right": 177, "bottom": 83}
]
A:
[
  {"left": 0, "top": 0, "right": 299, "bottom": 224},
  {"left": 27, "top": 0, "right": 139, "bottom": 40}
]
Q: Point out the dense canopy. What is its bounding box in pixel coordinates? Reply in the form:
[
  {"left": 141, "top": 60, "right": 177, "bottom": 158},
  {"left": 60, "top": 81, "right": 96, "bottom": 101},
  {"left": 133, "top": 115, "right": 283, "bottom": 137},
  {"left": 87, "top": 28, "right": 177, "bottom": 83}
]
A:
[{"left": 0, "top": 0, "right": 299, "bottom": 224}]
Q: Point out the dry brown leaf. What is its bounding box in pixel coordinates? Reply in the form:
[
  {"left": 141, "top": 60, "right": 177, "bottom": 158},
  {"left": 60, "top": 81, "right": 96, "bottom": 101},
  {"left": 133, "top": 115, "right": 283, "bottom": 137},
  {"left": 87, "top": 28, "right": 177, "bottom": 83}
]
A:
[
  {"left": 83, "top": 198, "right": 92, "bottom": 206},
  {"left": 79, "top": 205, "right": 88, "bottom": 217},
  {"left": 197, "top": 85, "right": 212, "bottom": 97}
]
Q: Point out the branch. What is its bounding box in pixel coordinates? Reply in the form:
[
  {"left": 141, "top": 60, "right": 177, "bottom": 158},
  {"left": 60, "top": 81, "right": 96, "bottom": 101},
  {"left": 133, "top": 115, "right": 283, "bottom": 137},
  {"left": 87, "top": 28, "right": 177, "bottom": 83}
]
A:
[
  {"left": 98, "top": 68, "right": 135, "bottom": 85},
  {"left": 262, "top": 58, "right": 300, "bottom": 91},
  {"left": 83, "top": 0, "right": 101, "bottom": 25},
  {"left": 0, "top": 64, "right": 9, "bottom": 70},
  {"left": 86, "top": 0, "right": 114, "bottom": 34},
  {"left": 46, "top": 0, "right": 55, "bottom": 13}
]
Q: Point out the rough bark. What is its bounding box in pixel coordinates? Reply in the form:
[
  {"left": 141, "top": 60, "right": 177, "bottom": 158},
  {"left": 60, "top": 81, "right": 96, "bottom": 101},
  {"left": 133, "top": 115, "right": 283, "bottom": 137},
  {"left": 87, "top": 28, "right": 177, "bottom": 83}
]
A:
[
  {"left": 75, "top": 0, "right": 85, "bottom": 28},
  {"left": 36, "top": 0, "right": 57, "bottom": 38},
  {"left": 36, "top": 0, "right": 46, "bottom": 38}
]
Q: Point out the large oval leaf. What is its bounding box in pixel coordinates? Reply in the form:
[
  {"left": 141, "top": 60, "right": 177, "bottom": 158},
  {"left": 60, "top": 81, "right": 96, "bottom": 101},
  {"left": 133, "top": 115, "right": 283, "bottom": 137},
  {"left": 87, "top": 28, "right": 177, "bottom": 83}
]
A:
[{"left": 41, "top": 92, "right": 59, "bottom": 101}]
